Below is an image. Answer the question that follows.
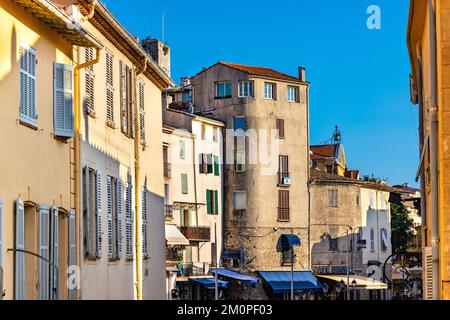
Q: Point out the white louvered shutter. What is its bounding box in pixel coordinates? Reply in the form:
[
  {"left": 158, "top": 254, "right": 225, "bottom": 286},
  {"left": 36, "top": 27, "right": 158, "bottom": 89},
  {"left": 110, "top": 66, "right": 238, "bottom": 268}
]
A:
[
  {"left": 38, "top": 205, "right": 50, "bottom": 300},
  {"left": 138, "top": 80, "right": 145, "bottom": 142},
  {"left": 68, "top": 209, "right": 76, "bottom": 300},
  {"left": 116, "top": 179, "right": 123, "bottom": 259},
  {"left": 120, "top": 60, "right": 127, "bottom": 134},
  {"left": 96, "top": 170, "right": 102, "bottom": 258},
  {"left": 15, "top": 199, "right": 25, "bottom": 300},
  {"left": 19, "top": 45, "right": 37, "bottom": 125},
  {"left": 0, "top": 197, "right": 3, "bottom": 269},
  {"left": 142, "top": 187, "right": 148, "bottom": 257},
  {"left": 82, "top": 166, "right": 92, "bottom": 258},
  {"left": 125, "top": 180, "right": 133, "bottom": 260},
  {"left": 424, "top": 247, "right": 433, "bottom": 300},
  {"left": 49, "top": 207, "right": 58, "bottom": 300},
  {"left": 106, "top": 51, "right": 114, "bottom": 124},
  {"left": 54, "top": 63, "right": 74, "bottom": 137},
  {"left": 107, "top": 176, "right": 113, "bottom": 259}
]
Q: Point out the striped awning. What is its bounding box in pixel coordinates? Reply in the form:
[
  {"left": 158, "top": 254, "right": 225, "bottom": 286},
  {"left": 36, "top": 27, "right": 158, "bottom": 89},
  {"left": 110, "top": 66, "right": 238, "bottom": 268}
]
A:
[{"left": 317, "top": 274, "right": 388, "bottom": 290}]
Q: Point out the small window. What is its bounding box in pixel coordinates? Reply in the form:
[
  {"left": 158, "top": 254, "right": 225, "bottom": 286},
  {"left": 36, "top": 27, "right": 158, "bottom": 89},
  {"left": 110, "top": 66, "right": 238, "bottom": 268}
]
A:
[
  {"left": 233, "top": 117, "right": 246, "bottom": 133},
  {"left": 213, "top": 127, "right": 218, "bottom": 142},
  {"left": 370, "top": 228, "right": 375, "bottom": 252},
  {"left": 234, "top": 150, "right": 246, "bottom": 172},
  {"left": 233, "top": 191, "right": 247, "bottom": 211},
  {"left": 281, "top": 247, "right": 294, "bottom": 265},
  {"left": 329, "top": 236, "right": 339, "bottom": 251},
  {"left": 215, "top": 81, "right": 232, "bottom": 99},
  {"left": 287, "top": 86, "right": 298, "bottom": 102},
  {"left": 213, "top": 155, "right": 220, "bottom": 176},
  {"left": 238, "top": 81, "right": 253, "bottom": 98},
  {"left": 328, "top": 189, "right": 338, "bottom": 207},
  {"left": 201, "top": 123, "right": 206, "bottom": 140},
  {"left": 181, "top": 173, "right": 188, "bottom": 194},
  {"left": 276, "top": 119, "right": 285, "bottom": 138},
  {"left": 278, "top": 190, "right": 290, "bottom": 221},
  {"left": 179, "top": 140, "right": 185, "bottom": 159},
  {"left": 380, "top": 228, "right": 388, "bottom": 252},
  {"left": 264, "top": 82, "right": 275, "bottom": 99}
]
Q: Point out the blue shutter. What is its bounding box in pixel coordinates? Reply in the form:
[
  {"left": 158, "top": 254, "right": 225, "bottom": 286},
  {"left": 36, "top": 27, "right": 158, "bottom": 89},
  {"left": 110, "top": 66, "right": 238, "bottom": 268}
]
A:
[
  {"left": 142, "top": 187, "right": 148, "bottom": 257},
  {"left": 96, "top": 170, "right": 102, "bottom": 258},
  {"left": 116, "top": 179, "right": 123, "bottom": 259},
  {"left": 68, "top": 209, "right": 76, "bottom": 300},
  {"left": 125, "top": 180, "right": 133, "bottom": 260},
  {"left": 54, "top": 63, "right": 74, "bottom": 137},
  {"left": 15, "top": 199, "right": 25, "bottom": 300},
  {"left": 107, "top": 176, "right": 113, "bottom": 259},
  {"left": 19, "top": 45, "right": 37, "bottom": 125},
  {"left": 49, "top": 207, "right": 58, "bottom": 300},
  {"left": 38, "top": 205, "right": 50, "bottom": 300}
]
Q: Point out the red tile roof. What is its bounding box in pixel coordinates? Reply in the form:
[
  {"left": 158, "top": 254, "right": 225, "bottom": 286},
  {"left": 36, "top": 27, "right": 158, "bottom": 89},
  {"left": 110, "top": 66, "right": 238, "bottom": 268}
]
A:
[{"left": 310, "top": 144, "right": 338, "bottom": 160}]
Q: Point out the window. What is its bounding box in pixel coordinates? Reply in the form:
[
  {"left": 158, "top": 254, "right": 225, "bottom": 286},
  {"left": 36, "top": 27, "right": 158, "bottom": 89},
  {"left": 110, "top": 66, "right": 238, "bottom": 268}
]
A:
[
  {"left": 278, "top": 190, "right": 290, "bottom": 221},
  {"left": 142, "top": 187, "right": 149, "bottom": 257},
  {"left": 238, "top": 81, "right": 253, "bottom": 98},
  {"left": 328, "top": 189, "right": 338, "bottom": 207},
  {"left": 107, "top": 176, "right": 122, "bottom": 260},
  {"left": 82, "top": 167, "right": 102, "bottom": 259},
  {"left": 214, "top": 155, "right": 220, "bottom": 176},
  {"left": 180, "top": 140, "right": 185, "bottom": 159},
  {"left": 53, "top": 63, "right": 74, "bottom": 137},
  {"left": 234, "top": 150, "right": 246, "bottom": 172},
  {"left": 370, "top": 228, "right": 375, "bottom": 252},
  {"left": 329, "top": 236, "right": 339, "bottom": 251},
  {"left": 213, "top": 127, "right": 218, "bottom": 142},
  {"left": 281, "top": 247, "right": 294, "bottom": 265},
  {"left": 106, "top": 50, "right": 114, "bottom": 126},
  {"left": 85, "top": 48, "right": 95, "bottom": 115},
  {"left": 233, "top": 117, "right": 246, "bottom": 133},
  {"left": 125, "top": 178, "right": 134, "bottom": 260},
  {"left": 264, "top": 82, "right": 275, "bottom": 99},
  {"left": 215, "top": 81, "right": 232, "bottom": 98},
  {"left": 276, "top": 119, "right": 285, "bottom": 138},
  {"left": 201, "top": 123, "right": 206, "bottom": 140},
  {"left": 138, "top": 80, "right": 145, "bottom": 143},
  {"left": 233, "top": 191, "right": 246, "bottom": 211},
  {"left": 356, "top": 193, "right": 360, "bottom": 206},
  {"left": 287, "top": 85, "right": 298, "bottom": 102},
  {"left": 369, "top": 191, "right": 374, "bottom": 208},
  {"left": 120, "top": 60, "right": 134, "bottom": 137},
  {"left": 206, "top": 189, "right": 219, "bottom": 215},
  {"left": 19, "top": 43, "right": 37, "bottom": 125},
  {"left": 278, "top": 155, "right": 289, "bottom": 185},
  {"left": 380, "top": 228, "right": 388, "bottom": 252},
  {"left": 379, "top": 193, "right": 386, "bottom": 210},
  {"left": 181, "top": 173, "right": 188, "bottom": 194}
]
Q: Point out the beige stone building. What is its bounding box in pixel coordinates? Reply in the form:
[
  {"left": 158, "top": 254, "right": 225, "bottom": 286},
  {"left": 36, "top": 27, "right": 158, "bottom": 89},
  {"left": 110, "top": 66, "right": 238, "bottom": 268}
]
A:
[{"left": 188, "top": 62, "right": 311, "bottom": 274}]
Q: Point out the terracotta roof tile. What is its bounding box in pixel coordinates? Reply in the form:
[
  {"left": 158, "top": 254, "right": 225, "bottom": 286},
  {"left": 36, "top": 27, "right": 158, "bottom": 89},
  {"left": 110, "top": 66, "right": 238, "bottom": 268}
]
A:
[{"left": 310, "top": 144, "right": 338, "bottom": 159}]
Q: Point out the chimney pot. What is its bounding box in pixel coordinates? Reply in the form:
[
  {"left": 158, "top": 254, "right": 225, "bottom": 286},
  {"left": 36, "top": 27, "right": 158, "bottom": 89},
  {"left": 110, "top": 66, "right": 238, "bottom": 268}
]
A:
[{"left": 298, "top": 66, "right": 306, "bottom": 82}]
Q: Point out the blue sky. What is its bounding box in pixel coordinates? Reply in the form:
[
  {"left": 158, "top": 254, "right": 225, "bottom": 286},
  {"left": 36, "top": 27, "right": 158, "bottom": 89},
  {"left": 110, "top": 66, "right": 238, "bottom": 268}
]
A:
[{"left": 102, "top": 0, "right": 419, "bottom": 187}]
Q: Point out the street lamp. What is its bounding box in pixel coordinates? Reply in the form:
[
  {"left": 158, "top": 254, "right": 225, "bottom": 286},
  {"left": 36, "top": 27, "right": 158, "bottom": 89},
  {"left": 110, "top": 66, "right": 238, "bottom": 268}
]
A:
[
  {"left": 322, "top": 283, "right": 329, "bottom": 300},
  {"left": 351, "top": 279, "right": 358, "bottom": 300}
]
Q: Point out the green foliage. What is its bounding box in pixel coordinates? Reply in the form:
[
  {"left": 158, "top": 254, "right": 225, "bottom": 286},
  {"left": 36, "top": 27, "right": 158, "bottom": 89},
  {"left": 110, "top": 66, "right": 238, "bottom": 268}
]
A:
[{"left": 391, "top": 203, "right": 415, "bottom": 253}]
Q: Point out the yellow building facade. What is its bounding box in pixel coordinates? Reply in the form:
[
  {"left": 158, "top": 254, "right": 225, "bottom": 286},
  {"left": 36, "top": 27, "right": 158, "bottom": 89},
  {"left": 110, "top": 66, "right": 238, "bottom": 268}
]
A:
[{"left": 408, "top": 0, "right": 450, "bottom": 299}]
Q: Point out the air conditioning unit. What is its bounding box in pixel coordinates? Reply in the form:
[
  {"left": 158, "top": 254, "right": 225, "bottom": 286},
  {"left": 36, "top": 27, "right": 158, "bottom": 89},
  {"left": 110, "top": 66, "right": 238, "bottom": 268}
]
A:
[{"left": 283, "top": 176, "right": 291, "bottom": 185}]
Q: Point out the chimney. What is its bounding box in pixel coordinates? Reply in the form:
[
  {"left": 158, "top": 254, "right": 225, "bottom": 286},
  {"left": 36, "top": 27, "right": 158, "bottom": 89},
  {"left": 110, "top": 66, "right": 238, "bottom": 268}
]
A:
[
  {"left": 298, "top": 66, "right": 306, "bottom": 82},
  {"left": 141, "top": 37, "right": 171, "bottom": 77}
]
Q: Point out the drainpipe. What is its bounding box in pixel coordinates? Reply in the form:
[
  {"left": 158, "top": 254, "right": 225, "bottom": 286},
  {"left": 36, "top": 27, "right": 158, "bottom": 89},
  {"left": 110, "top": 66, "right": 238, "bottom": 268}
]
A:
[
  {"left": 74, "top": 46, "right": 101, "bottom": 300},
  {"left": 306, "top": 85, "right": 312, "bottom": 270},
  {"left": 428, "top": 0, "right": 440, "bottom": 300},
  {"left": 134, "top": 57, "right": 147, "bottom": 300}
]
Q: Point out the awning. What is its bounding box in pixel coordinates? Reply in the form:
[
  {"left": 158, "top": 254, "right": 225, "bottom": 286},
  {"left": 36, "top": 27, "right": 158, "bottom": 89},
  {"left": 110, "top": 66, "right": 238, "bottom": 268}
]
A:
[
  {"left": 281, "top": 234, "right": 301, "bottom": 248},
  {"left": 165, "top": 224, "right": 189, "bottom": 246},
  {"left": 221, "top": 249, "right": 243, "bottom": 260},
  {"left": 189, "top": 277, "right": 229, "bottom": 289},
  {"left": 258, "top": 271, "right": 323, "bottom": 294},
  {"left": 210, "top": 268, "right": 260, "bottom": 285},
  {"left": 317, "top": 274, "right": 388, "bottom": 290}
]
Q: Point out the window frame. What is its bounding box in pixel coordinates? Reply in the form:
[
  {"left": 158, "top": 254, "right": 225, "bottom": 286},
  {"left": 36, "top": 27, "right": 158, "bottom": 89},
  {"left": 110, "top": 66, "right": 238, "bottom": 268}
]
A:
[
  {"left": 215, "top": 81, "right": 232, "bottom": 99},
  {"left": 287, "top": 85, "right": 299, "bottom": 103},
  {"left": 238, "top": 80, "right": 254, "bottom": 98},
  {"left": 264, "top": 82, "right": 275, "bottom": 100}
]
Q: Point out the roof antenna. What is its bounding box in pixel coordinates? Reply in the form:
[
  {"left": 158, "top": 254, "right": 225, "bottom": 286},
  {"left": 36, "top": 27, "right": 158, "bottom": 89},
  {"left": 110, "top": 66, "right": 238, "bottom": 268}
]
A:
[{"left": 162, "top": 12, "right": 165, "bottom": 44}]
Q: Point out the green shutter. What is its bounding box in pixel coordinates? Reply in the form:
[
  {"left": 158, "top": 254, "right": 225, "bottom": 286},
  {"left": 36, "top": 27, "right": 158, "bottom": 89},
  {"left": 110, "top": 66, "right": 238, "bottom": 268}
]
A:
[
  {"left": 214, "top": 155, "right": 219, "bottom": 176},
  {"left": 181, "top": 173, "right": 188, "bottom": 194},
  {"left": 214, "top": 191, "right": 219, "bottom": 215},
  {"left": 206, "top": 189, "right": 211, "bottom": 214}
]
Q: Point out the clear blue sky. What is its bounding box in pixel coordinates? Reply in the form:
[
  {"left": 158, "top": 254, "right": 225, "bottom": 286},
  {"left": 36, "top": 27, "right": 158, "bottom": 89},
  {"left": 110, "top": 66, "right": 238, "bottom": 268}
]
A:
[{"left": 102, "top": 0, "right": 419, "bottom": 187}]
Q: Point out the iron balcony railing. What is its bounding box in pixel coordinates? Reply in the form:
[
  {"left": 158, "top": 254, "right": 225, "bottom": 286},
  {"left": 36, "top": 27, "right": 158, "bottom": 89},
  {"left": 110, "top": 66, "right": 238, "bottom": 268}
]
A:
[
  {"left": 179, "top": 226, "right": 211, "bottom": 242},
  {"left": 178, "top": 262, "right": 208, "bottom": 277}
]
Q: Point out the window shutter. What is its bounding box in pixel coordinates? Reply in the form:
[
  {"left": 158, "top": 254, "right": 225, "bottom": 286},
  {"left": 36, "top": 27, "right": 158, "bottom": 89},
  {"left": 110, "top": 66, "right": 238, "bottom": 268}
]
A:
[
  {"left": 128, "top": 67, "right": 135, "bottom": 138},
  {"left": 278, "top": 190, "right": 289, "bottom": 221},
  {"left": 54, "top": 63, "right": 74, "bottom": 137},
  {"left": 207, "top": 154, "right": 213, "bottom": 173},
  {"left": 125, "top": 180, "right": 133, "bottom": 260},
  {"left": 68, "top": 209, "right": 76, "bottom": 300},
  {"left": 38, "top": 205, "right": 50, "bottom": 300},
  {"left": 106, "top": 51, "right": 114, "bottom": 124},
  {"left": 107, "top": 176, "right": 113, "bottom": 259},
  {"left": 139, "top": 80, "right": 145, "bottom": 142},
  {"left": 423, "top": 247, "right": 433, "bottom": 299},
  {"left": 181, "top": 173, "right": 188, "bottom": 194},
  {"left": 120, "top": 60, "right": 128, "bottom": 134},
  {"left": 85, "top": 48, "right": 95, "bottom": 114},
  {"left": 214, "top": 191, "right": 219, "bottom": 215},
  {"left": 142, "top": 187, "right": 148, "bottom": 257},
  {"left": 0, "top": 197, "right": 3, "bottom": 269},
  {"left": 49, "top": 207, "right": 58, "bottom": 300},
  {"left": 15, "top": 199, "right": 25, "bottom": 300},
  {"left": 116, "top": 179, "right": 123, "bottom": 259},
  {"left": 214, "top": 155, "right": 220, "bottom": 176},
  {"left": 276, "top": 119, "right": 285, "bottom": 138},
  {"left": 206, "top": 190, "right": 211, "bottom": 215},
  {"left": 82, "top": 166, "right": 92, "bottom": 258},
  {"left": 19, "top": 45, "right": 37, "bottom": 125},
  {"left": 180, "top": 140, "right": 185, "bottom": 159},
  {"left": 96, "top": 170, "right": 102, "bottom": 258}
]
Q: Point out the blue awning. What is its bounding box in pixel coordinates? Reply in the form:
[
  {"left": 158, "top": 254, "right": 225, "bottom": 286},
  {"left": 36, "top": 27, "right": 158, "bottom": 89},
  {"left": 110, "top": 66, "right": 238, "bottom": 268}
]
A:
[
  {"left": 258, "top": 271, "right": 323, "bottom": 294},
  {"left": 210, "top": 268, "right": 260, "bottom": 285},
  {"left": 189, "top": 277, "right": 229, "bottom": 289},
  {"left": 281, "top": 234, "right": 301, "bottom": 248}
]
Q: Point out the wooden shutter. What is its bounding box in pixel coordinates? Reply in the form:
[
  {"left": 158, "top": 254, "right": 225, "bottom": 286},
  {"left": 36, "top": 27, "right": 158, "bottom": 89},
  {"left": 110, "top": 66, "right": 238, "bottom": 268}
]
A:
[
  {"left": 107, "top": 176, "right": 113, "bottom": 259},
  {"left": 278, "top": 190, "right": 290, "bottom": 221},
  {"left": 276, "top": 119, "right": 285, "bottom": 138},
  {"left": 214, "top": 191, "right": 219, "bottom": 215},
  {"left": 142, "top": 187, "right": 148, "bottom": 257},
  {"left": 54, "top": 63, "right": 74, "bottom": 137},
  {"left": 49, "top": 207, "right": 59, "bottom": 300},
  {"left": 38, "top": 205, "right": 50, "bottom": 300},
  {"left": 139, "top": 80, "right": 145, "bottom": 142},
  {"left": 15, "top": 199, "right": 25, "bottom": 300},
  {"left": 125, "top": 180, "right": 133, "bottom": 260},
  {"left": 128, "top": 67, "right": 135, "bottom": 138},
  {"left": 96, "top": 170, "right": 102, "bottom": 258},
  {"left": 116, "top": 179, "right": 123, "bottom": 259},
  {"left": 19, "top": 45, "right": 36, "bottom": 125},
  {"left": 180, "top": 140, "right": 185, "bottom": 159},
  {"left": 206, "top": 190, "right": 211, "bottom": 215},
  {"left": 214, "top": 155, "right": 220, "bottom": 176},
  {"left": 120, "top": 60, "right": 128, "bottom": 134},
  {"left": 106, "top": 51, "right": 114, "bottom": 124},
  {"left": 85, "top": 48, "right": 95, "bottom": 114},
  {"left": 68, "top": 209, "right": 76, "bottom": 300},
  {"left": 423, "top": 247, "right": 433, "bottom": 299}
]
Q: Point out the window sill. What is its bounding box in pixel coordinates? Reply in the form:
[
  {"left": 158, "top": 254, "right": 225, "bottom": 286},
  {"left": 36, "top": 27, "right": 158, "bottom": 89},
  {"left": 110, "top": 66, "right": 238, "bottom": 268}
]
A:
[
  {"left": 277, "top": 184, "right": 290, "bottom": 188},
  {"left": 106, "top": 121, "right": 116, "bottom": 129},
  {"left": 86, "top": 108, "right": 96, "bottom": 118},
  {"left": 277, "top": 219, "right": 290, "bottom": 223},
  {"left": 215, "top": 96, "right": 232, "bottom": 100},
  {"left": 276, "top": 136, "right": 285, "bottom": 139},
  {"left": 19, "top": 119, "right": 38, "bottom": 131}
]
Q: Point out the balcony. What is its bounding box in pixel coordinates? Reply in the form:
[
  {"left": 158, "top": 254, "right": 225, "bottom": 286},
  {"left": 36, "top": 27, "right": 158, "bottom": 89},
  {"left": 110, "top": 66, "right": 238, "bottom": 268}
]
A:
[
  {"left": 179, "top": 226, "right": 211, "bottom": 242},
  {"left": 165, "top": 204, "right": 173, "bottom": 219},
  {"left": 164, "top": 162, "right": 171, "bottom": 178}
]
